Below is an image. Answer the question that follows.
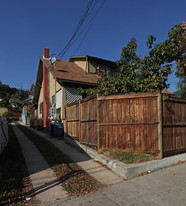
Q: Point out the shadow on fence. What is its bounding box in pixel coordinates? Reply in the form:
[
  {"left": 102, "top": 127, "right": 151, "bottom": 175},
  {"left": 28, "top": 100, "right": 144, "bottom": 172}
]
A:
[{"left": 66, "top": 92, "right": 186, "bottom": 157}]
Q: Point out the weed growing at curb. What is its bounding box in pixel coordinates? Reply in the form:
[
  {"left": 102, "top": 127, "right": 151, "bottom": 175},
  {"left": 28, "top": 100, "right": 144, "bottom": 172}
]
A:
[
  {"left": 17, "top": 124, "right": 101, "bottom": 196},
  {"left": 99, "top": 149, "right": 156, "bottom": 164}
]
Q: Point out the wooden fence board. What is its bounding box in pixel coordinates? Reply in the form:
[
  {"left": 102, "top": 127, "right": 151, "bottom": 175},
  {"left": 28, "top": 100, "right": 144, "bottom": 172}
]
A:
[
  {"left": 162, "top": 99, "right": 186, "bottom": 156},
  {"left": 66, "top": 93, "right": 186, "bottom": 156},
  {"left": 98, "top": 94, "right": 159, "bottom": 152}
]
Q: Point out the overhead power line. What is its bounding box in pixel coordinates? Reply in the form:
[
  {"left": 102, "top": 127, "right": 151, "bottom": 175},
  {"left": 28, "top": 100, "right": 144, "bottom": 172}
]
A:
[
  {"left": 57, "top": 0, "right": 105, "bottom": 59},
  {"left": 57, "top": 0, "right": 95, "bottom": 59},
  {"left": 74, "top": 0, "right": 105, "bottom": 55}
]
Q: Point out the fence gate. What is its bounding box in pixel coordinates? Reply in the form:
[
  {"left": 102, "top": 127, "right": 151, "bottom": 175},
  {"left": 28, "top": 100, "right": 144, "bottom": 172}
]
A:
[{"left": 66, "top": 95, "right": 98, "bottom": 146}]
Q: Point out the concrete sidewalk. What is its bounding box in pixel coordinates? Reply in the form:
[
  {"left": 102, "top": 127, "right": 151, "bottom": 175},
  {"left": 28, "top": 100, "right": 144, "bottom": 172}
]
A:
[
  {"left": 27, "top": 126, "right": 123, "bottom": 186},
  {"left": 27, "top": 123, "right": 186, "bottom": 180},
  {"left": 17, "top": 124, "right": 186, "bottom": 206},
  {"left": 65, "top": 137, "right": 186, "bottom": 179},
  {"left": 57, "top": 162, "right": 186, "bottom": 206},
  {"left": 12, "top": 124, "right": 68, "bottom": 204}
]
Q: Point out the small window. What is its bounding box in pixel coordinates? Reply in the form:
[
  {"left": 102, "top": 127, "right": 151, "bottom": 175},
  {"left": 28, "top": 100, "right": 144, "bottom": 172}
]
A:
[
  {"left": 56, "top": 108, "right": 61, "bottom": 121},
  {"left": 40, "top": 102, "right": 43, "bottom": 114},
  {"left": 52, "top": 95, "right": 55, "bottom": 105},
  {"left": 35, "top": 109, "right": 38, "bottom": 117},
  {"left": 110, "top": 70, "right": 118, "bottom": 78}
]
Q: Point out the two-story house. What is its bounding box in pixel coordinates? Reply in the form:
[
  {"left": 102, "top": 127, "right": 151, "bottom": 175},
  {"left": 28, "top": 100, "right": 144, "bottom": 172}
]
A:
[{"left": 34, "top": 48, "right": 117, "bottom": 130}]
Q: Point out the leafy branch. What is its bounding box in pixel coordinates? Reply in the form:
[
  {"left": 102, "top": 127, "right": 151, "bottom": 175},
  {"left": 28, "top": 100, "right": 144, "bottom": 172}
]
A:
[{"left": 79, "top": 24, "right": 184, "bottom": 97}]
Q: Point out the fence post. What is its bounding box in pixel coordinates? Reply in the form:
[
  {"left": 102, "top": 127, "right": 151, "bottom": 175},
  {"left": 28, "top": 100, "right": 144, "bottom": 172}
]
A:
[
  {"left": 157, "top": 93, "right": 163, "bottom": 158},
  {"left": 0, "top": 119, "right": 2, "bottom": 154},
  {"left": 79, "top": 100, "right": 81, "bottom": 141},
  {"left": 97, "top": 94, "right": 101, "bottom": 150},
  {"left": 65, "top": 102, "right": 68, "bottom": 137}
]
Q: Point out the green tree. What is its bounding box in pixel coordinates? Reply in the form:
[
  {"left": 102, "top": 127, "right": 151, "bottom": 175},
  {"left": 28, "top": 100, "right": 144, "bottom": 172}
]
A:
[
  {"left": 175, "top": 22, "right": 186, "bottom": 98},
  {"left": 0, "top": 97, "right": 10, "bottom": 108},
  {"left": 175, "top": 78, "right": 186, "bottom": 98},
  {"left": 0, "top": 81, "right": 29, "bottom": 111},
  {"left": 79, "top": 24, "right": 184, "bottom": 97}
]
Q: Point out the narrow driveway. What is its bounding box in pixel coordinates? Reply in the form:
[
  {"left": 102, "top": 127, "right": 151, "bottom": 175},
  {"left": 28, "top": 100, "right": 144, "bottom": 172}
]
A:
[
  {"left": 14, "top": 123, "right": 186, "bottom": 206},
  {"left": 27, "top": 125, "right": 186, "bottom": 206},
  {"left": 30, "top": 127, "right": 122, "bottom": 186},
  {"left": 12, "top": 124, "right": 68, "bottom": 204}
]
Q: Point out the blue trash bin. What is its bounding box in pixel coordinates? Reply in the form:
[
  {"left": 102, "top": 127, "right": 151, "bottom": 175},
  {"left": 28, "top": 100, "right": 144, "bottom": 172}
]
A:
[{"left": 53, "top": 123, "right": 64, "bottom": 137}]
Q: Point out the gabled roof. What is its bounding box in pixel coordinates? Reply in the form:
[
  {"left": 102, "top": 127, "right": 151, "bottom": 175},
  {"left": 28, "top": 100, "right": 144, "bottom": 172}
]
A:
[
  {"left": 41, "top": 56, "right": 100, "bottom": 84},
  {"left": 34, "top": 57, "right": 100, "bottom": 101}
]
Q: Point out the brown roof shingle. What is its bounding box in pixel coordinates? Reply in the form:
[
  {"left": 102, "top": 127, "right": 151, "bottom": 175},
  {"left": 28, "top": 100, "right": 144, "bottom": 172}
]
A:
[{"left": 41, "top": 57, "right": 100, "bottom": 85}]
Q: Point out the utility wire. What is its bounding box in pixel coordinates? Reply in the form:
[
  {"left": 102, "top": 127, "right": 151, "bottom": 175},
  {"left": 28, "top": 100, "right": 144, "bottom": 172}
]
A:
[
  {"left": 74, "top": 0, "right": 105, "bottom": 55},
  {"left": 62, "top": 0, "right": 99, "bottom": 56},
  {"left": 57, "top": 0, "right": 95, "bottom": 59}
]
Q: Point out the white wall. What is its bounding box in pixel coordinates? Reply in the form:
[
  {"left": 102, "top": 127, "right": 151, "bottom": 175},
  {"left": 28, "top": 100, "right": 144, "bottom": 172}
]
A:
[{"left": 56, "top": 89, "right": 62, "bottom": 109}]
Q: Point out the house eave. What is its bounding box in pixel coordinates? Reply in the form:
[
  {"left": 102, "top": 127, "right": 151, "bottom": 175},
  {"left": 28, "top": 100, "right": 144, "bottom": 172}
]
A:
[{"left": 56, "top": 78, "right": 98, "bottom": 87}]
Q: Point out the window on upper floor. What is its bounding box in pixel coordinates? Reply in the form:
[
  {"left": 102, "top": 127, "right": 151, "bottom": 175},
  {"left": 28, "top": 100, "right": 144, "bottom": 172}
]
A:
[
  {"left": 40, "top": 102, "right": 43, "bottom": 114},
  {"left": 35, "top": 109, "right": 38, "bottom": 117},
  {"left": 97, "top": 66, "right": 118, "bottom": 78},
  {"left": 88, "top": 62, "right": 108, "bottom": 74},
  {"left": 88, "top": 61, "right": 118, "bottom": 77},
  {"left": 52, "top": 95, "right": 55, "bottom": 105},
  {"left": 110, "top": 70, "right": 118, "bottom": 78}
]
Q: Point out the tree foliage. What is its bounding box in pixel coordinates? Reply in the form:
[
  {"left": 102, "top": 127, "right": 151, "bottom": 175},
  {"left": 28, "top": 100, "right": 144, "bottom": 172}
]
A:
[
  {"left": 175, "top": 78, "right": 186, "bottom": 98},
  {"left": 0, "top": 81, "right": 29, "bottom": 112},
  {"left": 79, "top": 24, "right": 185, "bottom": 97},
  {"left": 175, "top": 22, "right": 186, "bottom": 98},
  {"left": 176, "top": 22, "right": 186, "bottom": 76}
]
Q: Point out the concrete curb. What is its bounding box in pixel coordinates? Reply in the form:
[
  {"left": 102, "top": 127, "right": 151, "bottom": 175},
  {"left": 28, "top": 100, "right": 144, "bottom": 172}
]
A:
[{"left": 64, "top": 137, "right": 186, "bottom": 179}]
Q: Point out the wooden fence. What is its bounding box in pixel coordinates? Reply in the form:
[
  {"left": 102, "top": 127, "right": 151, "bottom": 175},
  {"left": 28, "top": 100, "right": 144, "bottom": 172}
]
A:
[
  {"left": 162, "top": 97, "right": 186, "bottom": 156},
  {"left": 66, "top": 93, "right": 186, "bottom": 157},
  {"left": 66, "top": 95, "right": 97, "bottom": 146},
  {"left": 98, "top": 93, "right": 160, "bottom": 154}
]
